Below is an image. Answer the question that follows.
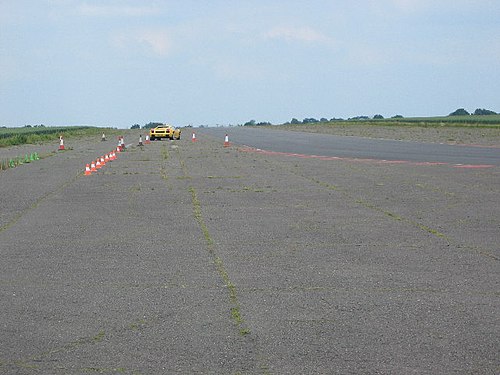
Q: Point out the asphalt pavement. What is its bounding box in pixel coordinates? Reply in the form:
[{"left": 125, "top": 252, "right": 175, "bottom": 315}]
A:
[
  {"left": 199, "top": 126, "right": 500, "bottom": 166},
  {"left": 0, "top": 129, "right": 498, "bottom": 374}
]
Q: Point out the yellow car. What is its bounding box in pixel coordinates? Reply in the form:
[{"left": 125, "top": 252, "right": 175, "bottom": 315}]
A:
[{"left": 149, "top": 125, "right": 181, "bottom": 140}]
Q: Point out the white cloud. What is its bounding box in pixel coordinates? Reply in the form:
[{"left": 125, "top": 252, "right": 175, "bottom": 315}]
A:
[
  {"left": 136, "top": 30, "right": 171, "bottom": 56},
  {"left": 111, "top": 29, "right": 172, "bottom": 57}
]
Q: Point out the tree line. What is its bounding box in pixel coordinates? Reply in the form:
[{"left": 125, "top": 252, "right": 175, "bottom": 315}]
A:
[
  {"left": 449, "top": 108, "right": 497, "bottom": 116},
  {"left": 244, "top": 108, "right": 497, "bottom": 127},
  {"left": 244, "top": 114, "right": 399, "bottom": 126},
  {"left": 129, "top": 108, "right": 498, "bottom": 129}
]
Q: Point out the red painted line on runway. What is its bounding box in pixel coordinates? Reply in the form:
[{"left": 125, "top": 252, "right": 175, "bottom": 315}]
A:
[{"left": 238, "top": 146, "right": 496, "bottom": 169}]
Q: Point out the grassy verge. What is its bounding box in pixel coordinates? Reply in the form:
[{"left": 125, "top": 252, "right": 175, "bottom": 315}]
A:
[
  {"left": 265, "top": 116, "right": 500, "bottom": 145},
  {"left": 0, "top": 126, "right": 118, "bottom": 148},
  {"left": 278, "top": 115, "right": 500, "bottom": 128}
]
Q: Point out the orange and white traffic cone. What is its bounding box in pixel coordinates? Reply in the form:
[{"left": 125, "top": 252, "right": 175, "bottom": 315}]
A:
[
  {"left": 96, "top": 159, "right": 102, "bottom": 169},
  {"left": 192, "top": 132, "right": 197, "bottom": 142},
  {"left": 84, "top": 164, "right": 91, "bottom": 176},
  {"left": 100, "top": 156, "right": 105, "bottom": 166},
  {"left": 90, "top": 160, "right": 97, "bottom": 172},
  {"left": 224, "top": 134, "right": 230, "bottom": 147},
  {"left": 58, "top": 136, "right": 65, "bottom": 150},
  {"left": 145, "top": 135, "right": 151, "bottom": 144},
  {"left": 105, "top": 154, "right": 110, "bottom": 163}
]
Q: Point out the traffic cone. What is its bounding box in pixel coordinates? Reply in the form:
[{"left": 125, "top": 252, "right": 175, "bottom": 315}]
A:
[
  {"left": 96, "top": 159, "right": 102, "bottom": 169},
  {"left": 192, "top": 132, "right": 197, "bottom": 142},
  {"left": 100, "top": 156, "right": 105, "bottom": 166},
  {"left": 84, "top": 164, "right": 91, "bottom": 176},
  {"left": 90, "top": 160, "right": 97, "bottom": 172},
  {"left": 105, "top": 154, "right": 110, "bottom": 163},
  {"left": 59, "top": 136, "right": 65, "bottom": 150},
  {"left": 224, "top": 134, "right": 230, "bottom": 147},
  {"left": 145, "top": 135, "right": 151, "bottom": 144}
]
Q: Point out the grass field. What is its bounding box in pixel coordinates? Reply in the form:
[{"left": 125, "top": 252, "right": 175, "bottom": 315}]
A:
[
  {"left": 271, "top": 115, "right": 500, "bottom": 145},
  {"left": 280, "top": 115, "right": 500, "bottom": 128},
  {"left": 358, "top": 114, "right": 500, "bottom": 127},
  {"left": 0, "top": 126, "right": 118, "bottom": 148}
]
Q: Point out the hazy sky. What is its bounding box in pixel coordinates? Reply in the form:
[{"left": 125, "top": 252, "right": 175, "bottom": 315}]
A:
[{"left": 1, "top": 0, "right": 499, "bottom": 128}]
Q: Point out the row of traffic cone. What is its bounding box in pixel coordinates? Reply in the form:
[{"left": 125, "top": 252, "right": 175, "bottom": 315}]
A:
[
  {"left": 84, "top": 132, "right": 230, "bottom": 175},
  {"left": 191, "top": 132, "right": 230, "bottom": 147},
  {"left": 117, "top": 136, "right": 125, "bottom": 151},
  {"left": 84, "top": 150, "right": 118, "bottom": 176}
]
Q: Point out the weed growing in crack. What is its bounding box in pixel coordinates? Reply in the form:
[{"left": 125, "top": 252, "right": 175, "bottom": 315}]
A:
[
  {"left": 188, "top": 186, "right": 249, "bottom": 334},
  {"left": 161, "top": 145, "right": 169, "bottom": 160}
]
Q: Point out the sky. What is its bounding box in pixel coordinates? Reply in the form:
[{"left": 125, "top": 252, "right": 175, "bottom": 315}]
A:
[{"left": 1, "top": 0, "right": 499, "bottom": 128}]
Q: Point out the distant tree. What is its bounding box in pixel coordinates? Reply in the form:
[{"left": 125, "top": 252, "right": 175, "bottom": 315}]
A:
[
  {"left": 255, "top": 121, "right": 272, "bottom": 126},
  {"left": 391, "top": 115, "right": 404, "bottom": 119},
  {"left": 349, "top": 116, "right": 369, "bottom": 120},
  {"left": 330, "top": 117, "right": 344, "bottom": 121},
  {"left": 303, "top": 118, "right": 318, "bottom": 124},
  {"left": 290, "top": 118, "right": 300, "bottom": 124},
  {"left": 373, "top": 114, "right": 384, "bottom": 119},
  {"left": 449, "top": 108, "right": 470, "bottom": 116},
  {"left": 244, "top": 120, "right": 256, "bottom": 126},
  {"left": 320, "top": 118, "right": 328, "bottom": 122},
  {"left": 130, "top": 124, "right": 140, "bottom": 129},
  {"left": 473, "top": 108, "right": 497, "bottom": 115}
]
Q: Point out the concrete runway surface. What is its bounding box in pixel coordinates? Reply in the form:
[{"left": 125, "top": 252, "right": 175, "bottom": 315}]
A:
[{"left": 0, "top": 129, "right": 498, "bottom": 374}]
